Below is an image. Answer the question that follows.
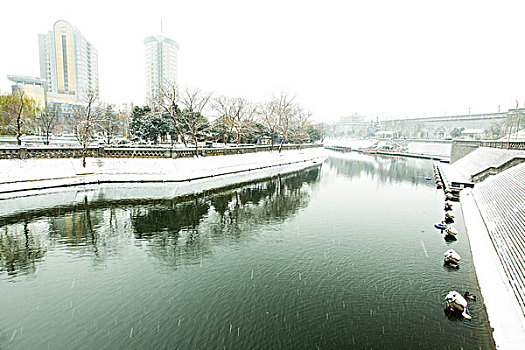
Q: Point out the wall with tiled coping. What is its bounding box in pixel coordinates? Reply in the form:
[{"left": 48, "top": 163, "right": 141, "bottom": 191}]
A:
[
  {"left": 451, "top": 140, "right": 525, "bottom": 163},
  {"left": 0, "top": 144, "right": 322, "bottom": 160}
]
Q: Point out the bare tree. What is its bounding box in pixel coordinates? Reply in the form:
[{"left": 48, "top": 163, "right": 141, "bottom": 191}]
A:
[
  {"left": 289, "top": 108, "right": 312, "bottom": 145},
  {"left": 258, "top": 101, "right": 279, "bottom": 149},
  {"left": 37, "top": 105, "right": 59, "bottom": 145},
  {"left": 99, "top": 104, "right": 124, "bottom": 144},
  {"left": 212, "top": 96, "right": 236, "bottom": 144},
  {"left": 232, "top": 98, "right": 258, "bottom": 144},
  {"left": 211, "top": 96, "right": 258, "bottom": 144},
  {"left": 180, "top": 87, "right": 212, "bottom": 155},
  {"left": 74, "top": 91, "right": 103, "bottom": 168},
  {"left": 272, "top": 91, "right": 296, "bottom": 153},
  {"left": 152, "top": 84, "right": 187, "bottom": 145}
]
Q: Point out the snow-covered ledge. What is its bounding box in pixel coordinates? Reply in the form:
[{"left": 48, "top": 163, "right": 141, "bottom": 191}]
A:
[{"left": 0, "top": 149, "right": 327, "bottom": 218}]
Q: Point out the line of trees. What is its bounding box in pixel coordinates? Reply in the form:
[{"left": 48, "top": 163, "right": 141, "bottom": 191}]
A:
[
  {"left": 129, "top": 85, "right": 323, "bottom": 153},
  {"left": 1, "top": 89, "right": 127, "bottom": 167},
  {"left": 1, "top": 85, "right": 322, "bottom": 167}
]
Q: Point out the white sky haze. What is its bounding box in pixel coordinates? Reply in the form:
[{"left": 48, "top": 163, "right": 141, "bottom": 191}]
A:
[{"left": 1, "top": 0, "right": 525, "bottom": 122}]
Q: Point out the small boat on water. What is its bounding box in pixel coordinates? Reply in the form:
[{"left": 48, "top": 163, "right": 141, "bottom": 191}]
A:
[
  {"left": 445, "top": 291, "right": 472, "bottom": 319},
  {"left": 444, "top": 249, "right": 461, "bottom": 268},
  {"left": 464, "top": 291, "right": 476, "bottom": 301},
  {"left": 444, "top": 215, "right": 454, "bottom": 224},
  {"left": 358, "top": 147, "right": 378, "bottom": 154},
  {"left": 446, "top": 226, "right": 458, "bottom": 235},
  {"left": 434, "top": 223, "right": 448, "bottom": 230},
  {"left": 450, "top": 188, "right": 461, "bottom": 196},
  {"left": 444, "top": 227, "right": 458, "bottom": 241},
  {"left": 446, "top": 189, "right": 461, "bottom": 201}
]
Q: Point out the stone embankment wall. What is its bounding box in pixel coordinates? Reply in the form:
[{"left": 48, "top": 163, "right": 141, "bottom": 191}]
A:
[
  {"left": 0, "top": 144, "right": 321, "bottom": 160},
  {"left": 451, "top": 140, "right": 525, "bottom": 163},
  {"left": 472, "top": 162, "right": 525, "bottom": 316}
]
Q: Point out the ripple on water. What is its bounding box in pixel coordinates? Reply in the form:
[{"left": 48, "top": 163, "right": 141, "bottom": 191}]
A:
[{"left": 0, "top": 158, "right": 494, "bottom": 349}]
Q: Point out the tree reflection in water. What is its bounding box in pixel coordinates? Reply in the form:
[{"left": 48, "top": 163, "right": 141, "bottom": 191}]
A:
[
  {"left": 131, "top": 167, "right": 320, "bottom": 268},
  {"left": 0, "top": 166, "right": 321, "bottom": 277},
  {"left": 45, "top": 196, "right": 115, "bottom": 267},
  {"left": 0, "top": 221, "right": 47, "bottom": 278}
]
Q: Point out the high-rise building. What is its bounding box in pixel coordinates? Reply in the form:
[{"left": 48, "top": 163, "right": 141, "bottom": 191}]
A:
[
  {"left": 39, "top": 20, "right": 99, "bottom": 104},
  {"left": 144, "top": 35, "right": 179, "bottom": 100}
]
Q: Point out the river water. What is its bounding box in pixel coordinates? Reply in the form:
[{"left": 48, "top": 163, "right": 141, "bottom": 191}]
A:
[{"left": 0, "top": 152, "right": 494, "bottom": 349}]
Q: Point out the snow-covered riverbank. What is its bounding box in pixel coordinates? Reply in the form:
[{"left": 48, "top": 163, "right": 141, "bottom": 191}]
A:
[{"left": 0, "top": 148, "right": 326, "bottom": 218}]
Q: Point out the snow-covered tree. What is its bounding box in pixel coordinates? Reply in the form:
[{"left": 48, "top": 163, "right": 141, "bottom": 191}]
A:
[
  {"left": 73, "top": 90, "right": 103, "bottom": 168},
  {"left": 180, "top": 87, "right": 212, "bottom": 155}
]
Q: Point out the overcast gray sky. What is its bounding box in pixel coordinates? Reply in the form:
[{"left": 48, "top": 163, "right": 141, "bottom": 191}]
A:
[{"left": 1, "top": 0, "right": 524, "bottom": 122}]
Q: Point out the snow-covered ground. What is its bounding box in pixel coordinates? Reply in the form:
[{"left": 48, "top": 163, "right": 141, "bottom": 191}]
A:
[
  {"left": 0, "top": 149, "right": 327, "bottom": 217},
  {"left": 405, "top": 142, "right": 451, "bottom": 157}
]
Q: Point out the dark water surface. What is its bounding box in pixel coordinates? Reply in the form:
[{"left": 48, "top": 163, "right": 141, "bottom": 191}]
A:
[{"left": 0, "top": 153, "right": 494, "bottom": 349}]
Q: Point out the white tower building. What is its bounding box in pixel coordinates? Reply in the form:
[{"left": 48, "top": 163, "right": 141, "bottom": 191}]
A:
[{"left": 144, "top": 35, "right": 179, "bottom": 100}]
